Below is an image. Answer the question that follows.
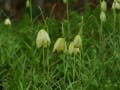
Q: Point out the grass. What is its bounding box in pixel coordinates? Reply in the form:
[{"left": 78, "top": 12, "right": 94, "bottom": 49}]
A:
[{"left": 0, "top": 3, "right": 120, "bottom": 90}]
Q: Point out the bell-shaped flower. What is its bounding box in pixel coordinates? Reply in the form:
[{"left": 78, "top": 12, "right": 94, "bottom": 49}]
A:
[
  {"left": 63, "top": 0, "right": 67, "bottom": 4},
  {"left": 36, "top": 29, "right": 51, "bottom": 48},
  {"left": 68, "top": 42, "right": 80, "bottom": 55},
  {"left": 26, "top": 0, "right": 30, "bottom": 8},
  {"left": 4, "top": 18, "right": 11, "bottom": 26},
  {"left": 73, "top": 34, "right": 82, "bottom": 48},
  {"left": 115, "top": 1, "right": 120, "bottom": 9},
  {"left": 100, "top": 11, "right": 106, "bottom": 22},
  {"left": 101, "top": 0, "right": 107, "bottom": 11},
  {"left": 53, "top": 38, "right": 67, "bottom": 53},
  {"left": 112, "top": 0, "right": 120, "bottom": 10}
]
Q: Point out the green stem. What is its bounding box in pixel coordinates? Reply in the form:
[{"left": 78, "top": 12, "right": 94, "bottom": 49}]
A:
[
  {"left": 43, "top": 47, "right": 45, "bottom": 74},
  {"left": 79, "top": 16, "right": 84, "bottom": 35},
  {"left": 66, "top": 0, "right": 70, "bottom": 40},
  {"left": 100, "top": 21, "right": 103, "bottom": 41},
  {"left": 113, "top": 9, "right": 116, "bottom": 33},
  {"left": 73, "top": 54, "right": 76, "bottom": 81},
  {"left": 30, "top": 0, "right": 32, "bottom": 26}
]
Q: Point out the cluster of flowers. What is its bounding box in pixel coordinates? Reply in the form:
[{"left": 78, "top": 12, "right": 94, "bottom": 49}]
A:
[
  {"left": 100, "top": 0, "right": 120, "bottom": 22},
  {"left": 100, "top": 0, "right": 107, "bottom": 22},
  {"left": 36, "top": 29, "right": 82, "bottom": 55}
]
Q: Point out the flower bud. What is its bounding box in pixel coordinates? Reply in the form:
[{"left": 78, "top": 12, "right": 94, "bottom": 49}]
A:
[
  {"left": 36, "top": 29, "right": 51, "bottom": 48},
  {"left": 4, "top": 18, "right": 11, "bottom": 25},
  {"left": 68, "top": 42, "right": 79, "bottom": 55},
  {"left": 100, "top": 11, "right": 106, "bottom": 22},
  {"left": 101, "top": 0, "right": 107, "bottom": 11},
  {"left": 53, "top": 38, "right": 67, "bottom": 53},
  {"left": 73, "top": 35, "right": 82, "bottom": 48}
]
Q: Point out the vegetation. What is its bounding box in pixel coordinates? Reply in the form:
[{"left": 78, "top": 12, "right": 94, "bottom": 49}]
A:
[{"left": 0, "top": 0, "right": 120, "bottom": 90}]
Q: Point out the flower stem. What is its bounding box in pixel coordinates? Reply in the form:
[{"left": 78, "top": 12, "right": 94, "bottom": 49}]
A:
[
  {"left": 113, "top": 9, "right": 116, "bottom": 33},
  {"left": 73, "top": 54, "right": 76, "bottom": 81},
  {"left": 43, "top": 47, "right": 45, "bottom": 74},
  {"left": 30, "top": 0, "right": 33, "bottom": 26}
]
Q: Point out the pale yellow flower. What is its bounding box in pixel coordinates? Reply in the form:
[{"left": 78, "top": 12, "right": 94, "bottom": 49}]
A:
[
  {"left": 26, "top": 0, "right": 30, "bottom": 8},
  {"left": 73, "top": 35, "right": 82, "bottom": 48},
  {"left": 101, "top": 0, "right": 107, "bottom": 11},
  {"left": 53, "top": 38, "right": 67, "bottom": 53},
  {"left": 4, "top": 18, "right": 11, "bottom": 25},
  {"left": 68, "top": 42, "right": 79, "bottom": 55},
  {"left": 100, "top": 11, "right": 106, "bottom": 22},
  {"left": 112, "top": 0, "right": 120, "bottom": 10},
  {"left": 36, "top": 29, "right": 51, "bottom": 48}
]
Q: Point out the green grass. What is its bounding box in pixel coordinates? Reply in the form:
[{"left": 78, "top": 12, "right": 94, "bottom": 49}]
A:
[{"left": 0, "top": 5, "right": 120, "bottom": 90}]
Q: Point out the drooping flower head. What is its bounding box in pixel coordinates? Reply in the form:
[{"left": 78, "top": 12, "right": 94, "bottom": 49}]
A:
[
  {"left": 36, "top": 29, "right": 51, "bottom": 48},
  {"left": 4, "top": 18, "right": 11, "bottom": 26},
  {"left": 68, "top": 42, "right": 79, "bottom": 55},
  {"left": 53, "top": 38, "right": 67, "bottom": 53},
  {"left": 73, "top": 34, "right": 82, "bottom": 48},
  {"left": 100, "top": 11, "right": 106, "bottom": 22},
  {"left": 101, "top": 0, "right": 107, "bottom": 11}
]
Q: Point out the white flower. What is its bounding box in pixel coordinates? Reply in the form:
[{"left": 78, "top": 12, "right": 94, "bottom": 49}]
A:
[
  {"left": 26, "top": 0, "right": 30, "bottom": 8},
  {"left": 101, "top": 0, "right": 107, "bottom": 11},
  {"left": 73, "top": 34, "right": 82, "bottom": 48},
  {"left": 112, "top": 0, "right": 120, "bottom": 10},
  {"left": 36, "top": 29, "right": 51, "bottom": 48},
  {"left": 115, "top": 1, "right": 120, "bottom": 9},
  {"left": 100, "top": 11, "right": 106, "bottom": 22},
  {"left": 4, "top": 18, "right": 11, "bottom": 25},
  {"left": 68, "top": 42, "right": 79, "bottom": 55},
  {"left": 53, "top": 38, "right": 67, "bottom": 53},
  {"left": 63, "top": 0, "right": 68, "bottom": 4}
]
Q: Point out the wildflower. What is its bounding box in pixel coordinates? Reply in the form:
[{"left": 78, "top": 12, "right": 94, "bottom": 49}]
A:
[
  {"left": 26, "top": 0, "right": 30, "bottom": 8},
  {"left": 36, "top": 29, "right": 51, "bottom": 48},
  {"left": 101, "top": 0, "right": 107, "bottom": 11},
  {"left": 112, "top": 0, "right": 120, "bottom": 10},
  {"left": 100, "top": 11, "right": 106, "bottom": 22},
  {"left": 4, "top": 18, "right": 11, "bottom": 25},
  {"left": 73, "top": 34, "right": 82, "bottom": 48},
  {"left": 53, "top": 38, "right": 67, "bottom": 53},
  {"left": 115, "top": 1, "right": 120, "bottom": 9},
  {"left": 63, "top": 0, "right": 68, "bottom": 4},
  {"left": 68, "top": 42, "right": 79, "bottom": 55}
]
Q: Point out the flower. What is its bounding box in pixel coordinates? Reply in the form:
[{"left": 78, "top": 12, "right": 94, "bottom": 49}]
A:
[
  {"left": 53, "top": 38, "right": 67, "bottom": 53},
  {"left": 115, "top": 1, "right": 120, "bottom": 9},
  {"left": 68, "top": 42, "right": 79, "bottom": 55},
  {"left": 4, "top": 18, "right": 11, "bottom": 25},
  {"left": 100, "top": 11, "right": 106, "bottom": 22},
  {"left": 36, "top": 29, "right": 51, "bottom": 48},
  {"left": 101, "top": 0, "right": 107, "bottom": 11},
  {"left": 112, "top": 0, "right": 120, "bottom": 10},
  {"left": 73, "top": 34, "right": 82, "bottom": 48},
  {"left": 26, "top": 0, "right": 30, "bottom": 8},
  {"left": 63, "top": 0, "right": 68, "bottom": 4}
]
